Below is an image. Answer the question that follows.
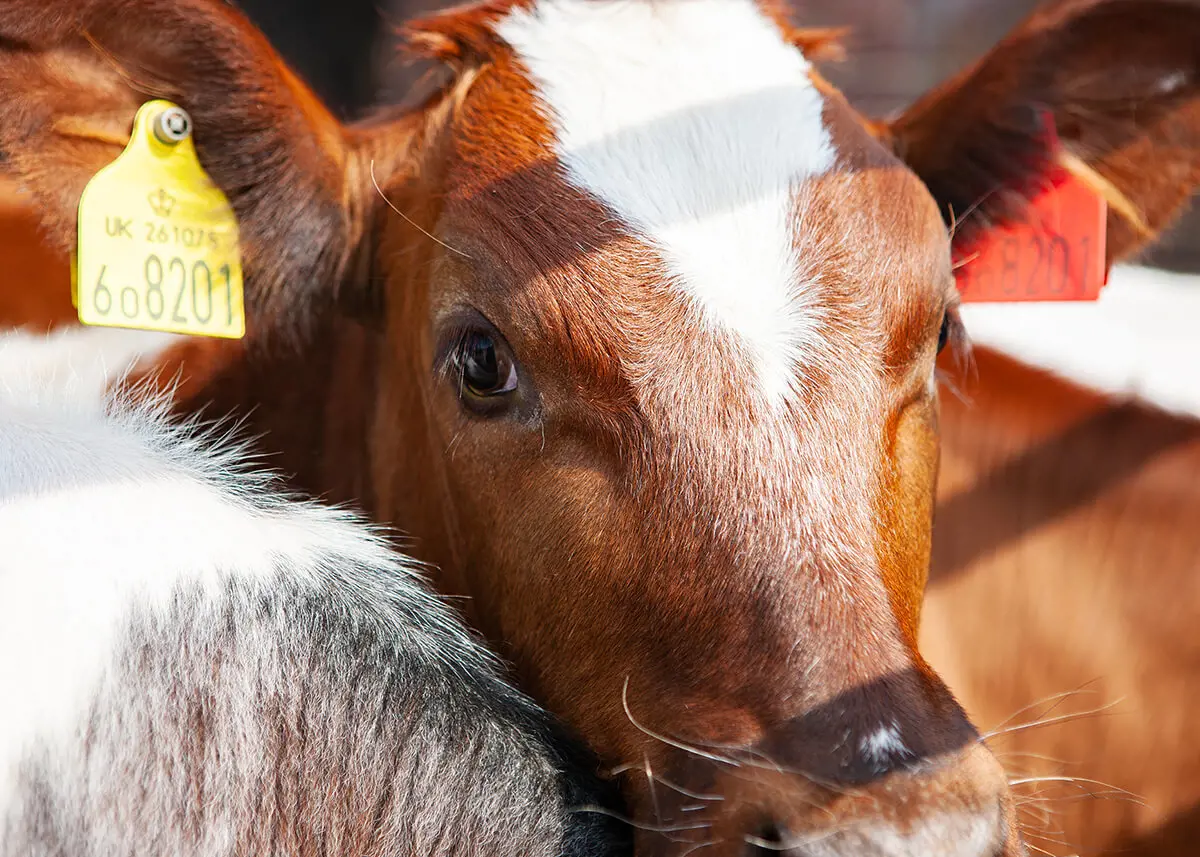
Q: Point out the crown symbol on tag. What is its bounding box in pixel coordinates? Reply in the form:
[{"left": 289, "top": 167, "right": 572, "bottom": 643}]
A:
[{"left": 147, "top": 187, "right": 176, "bottom": 218}]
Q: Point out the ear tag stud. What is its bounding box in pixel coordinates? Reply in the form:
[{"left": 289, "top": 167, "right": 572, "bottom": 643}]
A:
[{"left": 74, "top": 99, "right": 245, "bottom": 338}]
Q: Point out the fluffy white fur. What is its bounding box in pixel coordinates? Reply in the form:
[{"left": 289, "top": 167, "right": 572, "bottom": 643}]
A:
[
  {"left": 0, "top": 328, "right": 487, "bottom": 821},
  {"left": 0, "top": 388, "right": 404, "bottom": 812},
  {"left": 0, "top": 324, "right": 621, "bottom": 857},
  {"left": 960, "top": 264, "right": 1200, "bottom": 418},
  {"left": 498, "top": 0, "right": 837, "bottom": 403},
  {"left": 0, "top": 325, "right": 180, "bottom": 411},
  {"left": 0, "top": 325, "right": 195, "bottom": 793}
]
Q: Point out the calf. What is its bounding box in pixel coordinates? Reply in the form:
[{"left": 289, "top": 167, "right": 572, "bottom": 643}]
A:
[{"left": 2, "top": 0, "right": 1200, "bottom": 855}]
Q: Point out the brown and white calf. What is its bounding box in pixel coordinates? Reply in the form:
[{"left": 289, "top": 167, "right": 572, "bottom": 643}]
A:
[{"left": 1, "top": 0, "right": 1199, "bottom": 855}]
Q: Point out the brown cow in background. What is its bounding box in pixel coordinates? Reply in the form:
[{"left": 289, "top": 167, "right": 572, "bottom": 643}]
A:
[{"left": 928, "top": 337, "right": 1200, "bottom": 856}]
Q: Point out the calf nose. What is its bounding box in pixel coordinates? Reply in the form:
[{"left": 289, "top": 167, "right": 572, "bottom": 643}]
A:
[
  {"left": 743, "top": 813, "right": 1011, "bottom": 856},
  {"left": 642, "top": 743, "right": 1020, "bottom": 857},
  {"left": 629, "top": 710, "right": 1023, "bottom": 856}
]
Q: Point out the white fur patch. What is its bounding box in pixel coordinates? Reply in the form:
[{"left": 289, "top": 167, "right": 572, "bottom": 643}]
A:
[
  {"left": 0, "top": 333, "right": 412, "bottom": 810},
  {"left": 959, "top": 265, "right": 1200, "bottom": 418},
  {"left": 807, "top": 811, "right": 999, "bottom": 857},
  {"left": 859, "top": 721, "right": 911, "bottom": 768},
  {"left": 498, "top": 0, "right": 837, "bottom": 402},
  {"left": 0, "top": 324, "right": 181, "bottom": 410}
]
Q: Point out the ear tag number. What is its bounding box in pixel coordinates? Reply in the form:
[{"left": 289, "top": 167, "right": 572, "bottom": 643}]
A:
[
  {"left": 956, "top": 112, "right": 1108, "bottom": 304},
  {"left": 75, "top": 99, "right": 245, "bottom": 338},
  {"left": 955, "top": 176, "right": 1108, "bottom": 303}
]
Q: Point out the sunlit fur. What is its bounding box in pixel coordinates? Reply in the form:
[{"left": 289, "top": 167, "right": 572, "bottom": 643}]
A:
[
  {"left": 498, "top": 0, "right": 836, "bottom": 405},
  {"left": 4, "top": 0, "right": 1200, "bottom": 854}
]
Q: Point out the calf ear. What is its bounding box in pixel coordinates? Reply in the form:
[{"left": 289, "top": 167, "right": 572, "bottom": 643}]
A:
[
  {"left": 0, "top": 0, "right": 407, "bottom": 330},
  {"left": 887, "top": 0, "right": 1200, "bottom": 265}
]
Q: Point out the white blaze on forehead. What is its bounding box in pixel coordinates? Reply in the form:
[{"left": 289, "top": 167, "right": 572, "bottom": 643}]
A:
[{"left": 497, "top": 0, "right": 838, "bottom": 402}]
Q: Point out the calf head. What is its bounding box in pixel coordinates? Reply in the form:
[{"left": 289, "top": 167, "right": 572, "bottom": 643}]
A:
[{"left": 3, "top": 0, "right": 1200, "bottom": 854}]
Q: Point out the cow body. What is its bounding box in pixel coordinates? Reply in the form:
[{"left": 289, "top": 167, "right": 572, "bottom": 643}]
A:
[
  {"left": 0, "top": 331, "right": 624, "bottom": 857},
  {"left": 922, "top": 271, "right": 1200, "bottom": 855},
  {"left": 929, "top": 358, "right": 1200, "bottom": 855}
]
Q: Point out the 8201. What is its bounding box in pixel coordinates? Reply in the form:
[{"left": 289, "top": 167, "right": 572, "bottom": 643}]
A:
[
  {"left": 92, "top": 254, "right": 235, "bottom": 327},
  {"left": 959, "top": 231, "right": 1095, "bottom": 302}
]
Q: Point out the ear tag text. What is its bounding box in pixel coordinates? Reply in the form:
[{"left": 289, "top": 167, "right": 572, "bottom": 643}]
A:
[
  {"left": 956, "top": 113, "right": 1108, "bottom": 303},
  {"left": 75, "top": 100, "right": 245, "bottom": 338}
]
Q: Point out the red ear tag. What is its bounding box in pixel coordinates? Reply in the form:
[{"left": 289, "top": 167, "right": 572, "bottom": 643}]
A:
[{"left": 955, "top": 125, "right": 1108, "bottom": 302}]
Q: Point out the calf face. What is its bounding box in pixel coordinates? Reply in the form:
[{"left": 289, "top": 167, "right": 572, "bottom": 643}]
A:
[
  {"left": 2, "top": 0, "right": 1199, "bottom": 854},
  {"left": 368, "top": 6, "right": 997, "bottom": 852}
]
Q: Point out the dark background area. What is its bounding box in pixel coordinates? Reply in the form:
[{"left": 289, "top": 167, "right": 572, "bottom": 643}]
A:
[
  {"left": 235, "top": 0, "right": 1199, "bottom": 272},
  {"left": 236, "top": 0, "right": 381, "bottom": 118}
]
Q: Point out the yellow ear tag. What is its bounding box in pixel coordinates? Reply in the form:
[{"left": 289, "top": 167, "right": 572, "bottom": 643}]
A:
[{"left": 76, "top": 100, "right": 245, "bottom": 338}]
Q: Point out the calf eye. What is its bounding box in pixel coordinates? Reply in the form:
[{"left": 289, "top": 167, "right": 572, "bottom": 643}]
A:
[
  {"left": 455, "top": 330, "right": 518, "bottom": 399},
  {"left": 937, "top": 314, "right": 951, "bottom": 354},
  {"left": 937, "top": 306, "right": 963, "bottom": 355}
]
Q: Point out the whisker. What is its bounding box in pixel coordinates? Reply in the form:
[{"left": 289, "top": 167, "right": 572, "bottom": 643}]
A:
[
  {"left": 1019, "top": 789, "right": 1141, "bottom": 814},
  {"left": 948, "top": 187, "right": 998, "bottom": 239},
  {"left": 445, "top": 424, "right": 467, "bottom": 458},
  {"left": 644, "top": 753, "right": 662, "bottom": 824},
  {"left": 1020, "top": 826, "right": 1075, "bottom": 849},
  {"left": 680, "top": 737, "right": 858, "bottom": 798},
  {"left": 704, "top": 756, "right": 853, "bottom": 809},
  {"left": 615, "top": 682, "right": 839, "bottom": 813},
  {"left": 1008, "top": 776, "right": 1146, "bottom": 807},
  {"left": 369, "top": 159, "right": 472, "bottom": 259},
  {"left": 620, "top": 678, "right": 740, "bottom": 766},
  {"left": 995, "top": 751, "right": 1074, "bottom": 768},
  {"left": 1015, "top": 790, "right": 1061, "bottom": 809},
  {"left": 982, "top": 698, "right": 1124, "bottom": 742},
  {"left": 744, "top": 822, "right": 847, "bottom": 853},
  {"left": 987, "top": 685, "right": 1101, "bottom": 735},
  {"left": 935, "top": 366, "right": 973, "bottom": 405},
  {"left": 1008, "top": 775, "right": 1138, "bottom": 793},
  {"left": 1020, "top": 820, "right": 1070, "bottom": 841},
  {"left": 609, "top": 763, "right": 726, "bottom": 803},
  {"left": 569, "top": 806, "right": 712, "bottom": 835},
  {"left": 951, "top": 249, "right": 980, "bottom": 272},
  {"left": 1017, "top": 806, "right": 1064, "bottom": 838},
  {"left": 656, "top": 774, "right": 724, "bottom": 803}
]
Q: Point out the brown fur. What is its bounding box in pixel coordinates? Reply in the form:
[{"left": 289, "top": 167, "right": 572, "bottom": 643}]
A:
[
  {"left": 0, "top": 177, "right": 74, "bottom": 328},
  {"left": 889, "top": 0, "right": 1200, "bottom": 266},
  {"left": 3, "top": 1, "right": 1200, "bottom": 854},
  {"left": 924, "top": 345, "right": 1200, "bottom": 857}
]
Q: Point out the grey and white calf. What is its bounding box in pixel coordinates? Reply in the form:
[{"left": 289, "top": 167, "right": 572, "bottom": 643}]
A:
[{"left": 0, "top": 328, "right": 625, "bottom": 857}]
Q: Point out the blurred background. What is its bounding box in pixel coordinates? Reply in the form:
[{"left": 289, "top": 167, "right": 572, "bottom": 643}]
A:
[{"left": 236, "top": 0, "right": 1198, "bottom": 270}]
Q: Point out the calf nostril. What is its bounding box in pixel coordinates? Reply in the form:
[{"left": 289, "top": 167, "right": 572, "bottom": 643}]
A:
[{"left": 743, "top": 821, "right": 789, "bottom": 855}]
